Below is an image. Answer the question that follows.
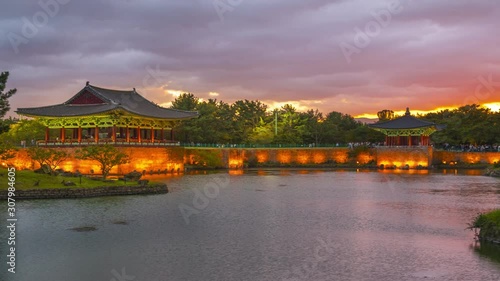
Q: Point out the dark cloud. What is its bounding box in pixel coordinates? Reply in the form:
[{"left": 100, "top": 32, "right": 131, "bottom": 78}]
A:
[{"left": 1, "top": 0, "right": 499, "bottom": 117}]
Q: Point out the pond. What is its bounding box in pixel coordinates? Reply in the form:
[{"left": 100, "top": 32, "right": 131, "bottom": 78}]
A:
[{"left": 2, "top": 169, "right": 500, "bottom": 281}]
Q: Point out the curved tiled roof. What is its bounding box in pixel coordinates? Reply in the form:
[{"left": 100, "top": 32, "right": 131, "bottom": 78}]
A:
[
  {"left": 16, "top": 84, "right": 198, "bottom": 120},
  {"left": 369, "top": 108, "right": 440, "bottom": 129}
]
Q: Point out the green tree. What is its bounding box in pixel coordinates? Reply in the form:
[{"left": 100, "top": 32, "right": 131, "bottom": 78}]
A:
[
  {"left": 76, "top": 145, "right": 129, "bottom": 179},
  {"left": 232, "top": 100, "right": 268, "bottom": 142},
  {"left": 322, "top": 111, "right": 361, "bottom": 144},
  {"left": 171, "top": 93, "right": 198, "bottom": 111},
  {"left": 0, "top": 71, "right": 17, "bottom": 118},
  {"left": 248, "top": 117, "right": 274, "bottom": 144},
  {"left": 27, "top": 147, "right": 68, "bottom": 171},
  {"left": 171, "top": 93, "right": 200, "bottom": 142},
  {"left": 0, "top": 142, "right": 16, "bottom": 161},
  {"left": 2, "top": 119, "right": 45, "bottom": 146},
  {"left": 425, "top": 104, "right": 498, "bottom": 146},
  {"left": 348, "top": 125, "right": 385, "bottom": 143},
  {"left": 0, "top": 117, "right": 17, "bottom": 134},
  {"left": 274, "top": 104, "right": 307, "bottom": 144},
  {"left": 377, "top": 109, "right": 394, "bottom": 122}
]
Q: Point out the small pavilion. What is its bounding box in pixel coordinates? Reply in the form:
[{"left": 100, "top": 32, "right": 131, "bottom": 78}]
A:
[
  {"left": 16, "top": 82, "right": 198, "bottom": 146},
  {"left": 369, "top": 108, "right": 442, "bottom": 146}
]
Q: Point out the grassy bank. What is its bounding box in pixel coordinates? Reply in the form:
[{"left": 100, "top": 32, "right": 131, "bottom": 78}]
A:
[
  {"left": 0, "top": 168, "right": 142, "bottom": 190},
  {"left": 471, "top": 210, "right": 500, "bottom": 243}
]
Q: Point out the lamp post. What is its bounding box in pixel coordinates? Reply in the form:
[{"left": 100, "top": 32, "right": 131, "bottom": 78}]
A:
[{"left": 274, "top": 110, "right": 278, "bottom": 136}]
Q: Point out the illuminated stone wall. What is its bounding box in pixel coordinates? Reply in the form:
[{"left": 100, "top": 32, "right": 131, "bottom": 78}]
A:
[
  {"left": 6, "top": 147, "right": 185, "bottom": 175},
  {"left": 433, "top": 150, "right": 500, "bottom": 165},
  {"left": 185, "top": 148, "right": 372, "bottom": 168},
  {"left": 7, "top": 147, "right": 499, "bottom": 173},
  {"left": 375, "top": 146, "right": 432, "bottom": 168}
]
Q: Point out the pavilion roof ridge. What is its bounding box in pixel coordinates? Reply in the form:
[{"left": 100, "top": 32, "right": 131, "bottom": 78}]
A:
[
  {"left": 16, "top": 82, "right": 199, "bottom": 120},
  {"left": 88, "top": 84, "right": 200, "bottom": 115},
  {"left": 369, "top": 108, "right": 439, "bottom": 130}
]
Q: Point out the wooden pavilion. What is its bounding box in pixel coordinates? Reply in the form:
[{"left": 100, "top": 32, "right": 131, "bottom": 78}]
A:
[
  {"left": 369, "top": 108, "right": 443, "bottom": 146},
  {"left": 16, "top": 82, "right": 198, "bottom": 146}
]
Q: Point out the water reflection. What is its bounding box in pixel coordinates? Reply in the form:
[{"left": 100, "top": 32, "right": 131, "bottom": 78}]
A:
[
  {"left": 471, "top": 242, "right": 500, "bottom": 266},
  {"left": 9, "top": 168, "right": 500, "bottom": 281}
]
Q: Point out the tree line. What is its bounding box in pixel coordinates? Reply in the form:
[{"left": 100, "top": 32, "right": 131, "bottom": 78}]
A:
[
  {"left": 1, "top": 71, "right": 499, "bottom": 152},
  {"left": 170, "top": 93, "right": 384, "bottom": 145}
]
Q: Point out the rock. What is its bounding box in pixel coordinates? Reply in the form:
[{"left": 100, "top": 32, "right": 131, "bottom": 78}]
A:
[
  {"left": 485, "top": 168, "right": 500, "bottom": 177},
  {"left": 124, "top": 170, "right": 142, "bottom": 181},
  {"left": 34, "top": 164, "right": 52, "bottom": 174},
  {"left": 69, "top": 226, "right": 97, "bottom": 232},
  {"left": 138, "top": 179, "right": 149, "bottom": 186},
  {"left": 62, "top": 180, "right": 76, "bottom": 186}
]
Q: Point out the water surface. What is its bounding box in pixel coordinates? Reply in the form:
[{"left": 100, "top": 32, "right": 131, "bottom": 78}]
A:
[{"left": 1, "top": 169, "right": 499, "bottom": 281}]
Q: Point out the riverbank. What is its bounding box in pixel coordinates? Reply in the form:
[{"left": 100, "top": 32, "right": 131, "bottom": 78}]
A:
[
  {"left": 0, "top": 168, "right": 168, "bottom": 200},
  {"left": 484, "top": 167, "right": 500, "bottom": 177},
  {"left": 471, "top": 210, "right": 500, "bottom": 244},
  {"left": 0, "top": 184, "right": 168, "bottom": 200}
]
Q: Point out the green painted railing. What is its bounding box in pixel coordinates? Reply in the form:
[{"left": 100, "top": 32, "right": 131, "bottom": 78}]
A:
[{"left": 180, "top": 143, "right": 349, "bottom": 148}]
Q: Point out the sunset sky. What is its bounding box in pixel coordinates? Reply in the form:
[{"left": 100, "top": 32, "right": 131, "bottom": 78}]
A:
[{"left": 1, "top": 0, "right": 499, "bottom": 119}]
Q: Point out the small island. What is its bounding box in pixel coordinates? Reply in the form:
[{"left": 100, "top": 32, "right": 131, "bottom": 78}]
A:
[
  {"left": 0, "top": 168, "right": 168, "bottom": 200},
  {"left": 470, "top": 210, "right": 500, "bottom": 244}
]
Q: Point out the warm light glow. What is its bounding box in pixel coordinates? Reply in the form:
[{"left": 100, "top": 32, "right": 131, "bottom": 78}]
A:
[
  {"left": 356, "top": 153, "right": 373, "bottom": 164},
  {"left": 164, "top": 89, "right": 184, "bottom": 98},
  {"left": 484, "top": 102, "right": 500, "bottom": 112},
  {"left": 209, "top": 92, "right": 220, "bottom": 97},
  {"left": 465, "top": 154, "right": 481, "bottom": 164},
  {"left": 355, "top": 104, "right": 498, "bottom": 119},
  {"left": 331, "top": 150, "right": 348, "bottom": 163},
  {"left": 256, "top": 151, "right": 269, "bottom": 163},
  {"left": 229, "top": 169, "right": 244, "bottom": 175},
  {"left": 296, "top": 151, "right": 310, "bottom": 164},
  {"left": 265, "top": 100, "right": 323, "bottom": 112},
  {"left": 228, "top": 158, "right": 243, "bottom": 169},
  {"left": 313, "top": 152, "right": 326, "bottom": 164},
  {"left": 277, "top": 151, "right": 292, "bottom": 164}
]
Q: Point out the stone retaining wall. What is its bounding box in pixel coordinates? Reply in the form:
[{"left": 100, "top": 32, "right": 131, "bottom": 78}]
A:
[
  {"left": 0, "top": 184, "right": 168, "bottom": 200},
  {"left": 6, "top": 147, "right": 500, "bottom": 172}
]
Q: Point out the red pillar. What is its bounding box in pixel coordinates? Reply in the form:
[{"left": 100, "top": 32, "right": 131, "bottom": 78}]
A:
[
  {"left": 78, "top": 127, "right": 82, "bottom": 143},
  {"left": 137, "top": 127, "right": 141, "bottom": 142},
  {"left": 45, "top": 127, "right": 50, "bottom": 142},
  {"left": 126, "top": 126, "right": 130, "bottom": 142},
  {"left": 408, "top": 135, "right": 412, "bottom": 146},
  {"left": 61, "top": 127, "right": 65, "bottom": 143},
  {"left": 112, "top": 126, "right": 116, "bottom": 142},
  {"left": 95, "top": 126, "right": 99, "bottom": 143},
  {"left": 151, "top": 128, "right": 154, "bottom": 143}
]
